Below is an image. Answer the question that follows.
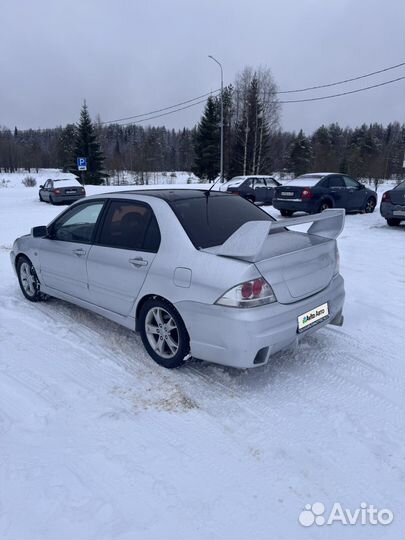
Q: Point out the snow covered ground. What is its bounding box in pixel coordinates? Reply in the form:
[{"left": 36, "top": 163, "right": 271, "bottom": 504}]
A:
[{"left": 0, "top": 181, "right": 404, "bottom": 539}]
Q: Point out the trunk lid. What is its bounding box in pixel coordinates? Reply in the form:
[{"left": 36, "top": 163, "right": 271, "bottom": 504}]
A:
[
  {"left": 275, "top": 185, "right": 305, "bottom": 200},
  {"left": 389, "top": 188, "right": 405, "bottom": 205},
  {"left": 254, "top": 231, "right": 336, "bottom": 304}
]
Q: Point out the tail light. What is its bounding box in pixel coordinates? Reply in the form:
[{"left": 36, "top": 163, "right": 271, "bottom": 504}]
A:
[
  {"left": 53, "top": 189, "right": 61, "bottom": 195},
  {"left": 80, "top": 187, "right": 85, "bottom": 193},
  {"left": 302, "top": 188, "right": 313, "bottom": 199},
  {"left": 382, "top": 191, "right": 391, "bottom": 202},
  {"left": 215, "top": 277, "right": 276, "bottom": 308}
]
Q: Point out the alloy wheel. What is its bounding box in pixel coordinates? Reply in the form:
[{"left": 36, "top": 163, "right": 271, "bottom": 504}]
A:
[
  {"left": 20, "top": 261, "right": 38, "bottom": 298},
  {"left": 145, "top": 306, "right": 179, "bottom": 359}
]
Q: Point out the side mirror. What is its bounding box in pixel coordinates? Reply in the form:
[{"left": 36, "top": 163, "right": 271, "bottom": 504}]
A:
[
  {"left": 31, "top": 226, "right": 48, "bottom": 238},
  {"left": 39, "top": 185, "right": 44, "bottom": 189}
]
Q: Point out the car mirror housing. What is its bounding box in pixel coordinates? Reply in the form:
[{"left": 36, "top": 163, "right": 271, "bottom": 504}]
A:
[
  {"left": 31, "top": 225, "right": 48, "bottom": 237},
  {"left": 39, "top": 185, "right": 44, "bottom": 189}
]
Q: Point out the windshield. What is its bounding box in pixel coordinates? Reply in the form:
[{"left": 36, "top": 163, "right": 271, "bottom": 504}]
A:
[{"left": 169, "top": 193, "right": 273, "bottom": 249}]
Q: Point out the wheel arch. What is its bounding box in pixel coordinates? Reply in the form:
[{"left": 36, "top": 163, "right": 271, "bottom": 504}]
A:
[{"left": 135, "top": 293, "right": 176, "bottom": 331}]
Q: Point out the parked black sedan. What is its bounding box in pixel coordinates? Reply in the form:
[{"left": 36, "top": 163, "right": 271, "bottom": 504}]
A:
[
  {"left": 380, "top": 180, "right": 405, "bottom": 226},
  {"left": 222, "top": 175, "right": 281, "bottom": 204},
  {"left": 39, "top": 178, "right": 86, "bottom": 205},
  {"left": 272, "top": 173, "right": 377, "bottom": 216}
]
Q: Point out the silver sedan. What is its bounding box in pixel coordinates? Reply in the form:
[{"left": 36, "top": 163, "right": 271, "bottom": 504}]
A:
[{"left": 10, "top": 189, "right": 345, "bottom": 369}]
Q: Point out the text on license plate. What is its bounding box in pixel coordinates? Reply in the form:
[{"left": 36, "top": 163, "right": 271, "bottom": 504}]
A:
[
  {"left": 393, "top": 210, "right": 405, "bottom": 217},
  {"left": 298, "top": 302, "right": 329, "bottom": 332},
  {"left": 66, "top": 190, "right": 77, "bottom": 194},
  {"left": 281, "top": 191, "right": 294, "bottom": 196}
]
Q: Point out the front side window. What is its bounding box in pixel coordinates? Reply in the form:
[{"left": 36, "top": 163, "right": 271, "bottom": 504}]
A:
[
  {"left": 342, "top": 176, "right": 361, "bottom": 189},
  {"left": 97, "top": 201, "right": 161, "bottom": 252},
  {"left": 254, "top": 179, "right": 266, "bottom": 187},
  {"left": 52, "top": 201, "right": 104, "bottom": 243}
]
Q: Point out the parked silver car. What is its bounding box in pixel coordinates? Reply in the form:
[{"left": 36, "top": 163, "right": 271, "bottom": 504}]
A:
[{"left": 10, "top": 190, "right": 345, "bottom": 369}]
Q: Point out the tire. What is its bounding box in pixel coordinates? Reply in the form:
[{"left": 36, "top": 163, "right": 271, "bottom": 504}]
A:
[
  {"left": 318, "top": 200, "right": 332, "bottom": 213},
  {"left": 17, "top": 256, "right": 44, "bottom": 302},
  {"left": 364, "top": 197, "right": 376, "bottom": 214},
  {"left": 387, "top": 218, "right": 401, "bottom": 227},
  {"left": 280, "top": 209, "right": 293, "bottom": 217},
  {"left": 139, "top": 298, "right": 190, "bottom": 368}
]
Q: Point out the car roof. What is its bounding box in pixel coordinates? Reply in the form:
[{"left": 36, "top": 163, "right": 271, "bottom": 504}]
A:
[
  {"left": 298, "top": 172, "right": 338, "bottom": 177},
  {"left": 100, "top": 189, "right": 231, "bottom": 202}
]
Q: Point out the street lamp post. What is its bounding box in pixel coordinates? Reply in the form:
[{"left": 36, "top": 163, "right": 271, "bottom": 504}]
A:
[{"left": 208, "top": 55, "right": 224, "bottom": 183}]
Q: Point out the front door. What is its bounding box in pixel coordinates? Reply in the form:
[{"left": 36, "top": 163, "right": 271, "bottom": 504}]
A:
[
  {"left": 38, "top": 201, "right": 105, "bottom": 300},
  {"left": 87, "top": 200, "right": 161, "bottom": 316},
  {"left": 342, "top": 176, "right": 366, "bottom": 210}
]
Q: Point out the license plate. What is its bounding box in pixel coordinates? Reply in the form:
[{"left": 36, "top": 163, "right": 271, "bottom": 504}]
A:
[
  {"left": 393, "top": 210, "right": 405, "bottom": 217},
  {"left": 281, "top": 191, "right": 294, "bottom": 196},
  {"left": 65, "top": 190, "right": 77, "bottom": 194},
  {"left": 298, "top": 302, "right": 329, "bottom": 333}
]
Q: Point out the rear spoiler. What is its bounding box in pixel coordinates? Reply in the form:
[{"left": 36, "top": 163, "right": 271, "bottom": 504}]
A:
[{"left": 205, "top": 209, "right": 345, "bottom": 261}]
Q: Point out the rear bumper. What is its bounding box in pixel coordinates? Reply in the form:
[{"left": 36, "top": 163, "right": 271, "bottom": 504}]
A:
[
  {"left": 54, "top": 194, "right": 85, "bottom": 204},
  {"left": 380, "top": 201, "right": 405, "bottom": 220},
  {"left": 175, "top": 274, "right": 345, "bottom": 369},
  {"left": 273, "top": 198, "right": 314, "bottom": 213}
]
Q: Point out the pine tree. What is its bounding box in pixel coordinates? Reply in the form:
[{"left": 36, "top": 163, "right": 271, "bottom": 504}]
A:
[
  {"left": 192, "top": 96, "right": 220, "bottom": 181},
  {"left": 289, "top": 130, "right": 312, "bottom": 176},
  {"left": 72, "top": 101, "right": 105, "bottom": 184}
]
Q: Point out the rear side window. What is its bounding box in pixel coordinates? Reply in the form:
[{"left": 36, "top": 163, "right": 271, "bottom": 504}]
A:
[
  {"left": 393, "top": 181, "right": 405, "bottom": 191},
  {"left": 326, "top": 176, "right": 345, "bottom": 188},
  {"left": 170, "top": 194, "right": 273, "bottom": 249},
  {"left": 98, "top": 201, "right": 161, "bottom": 252}
]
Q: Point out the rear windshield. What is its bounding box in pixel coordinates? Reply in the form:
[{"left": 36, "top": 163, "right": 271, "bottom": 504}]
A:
[
  {"left": 285, "top": 176, "right": 322, "bottom": 187},
  {"left": 393, "top": 181, "right": 405, "bottom": 191},
  {"left": 169, "top": 194, "right": 273, "bottom": 249}
]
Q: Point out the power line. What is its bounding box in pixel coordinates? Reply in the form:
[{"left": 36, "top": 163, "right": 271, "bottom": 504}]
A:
[
  {"left": 100, "top": 62, "right": 405, "bottom": 126},
  {"left": 277, "top": 62, "right": 405, "bottom": 94},
  {"left": 118, "top": 97, "right": 211, "bottom": 126},
  {"left": 102, "top": 89, "right": 220, "bottom": 125},
  {"left": 279, "top": 76, "right": 405, "bottom": 103}
]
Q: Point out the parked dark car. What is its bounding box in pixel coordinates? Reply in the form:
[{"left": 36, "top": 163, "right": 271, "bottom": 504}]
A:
[
  {"left": 273, "top": 173, "right": 377, "bottom": 216},
  {"left": 380, "top": 180, "right": 405, "bottom": 226},
  {"left": 39, "top": 178, "right": 86, "bottom": 205},
  {"left": 222, "top": 175, "right": 281, "bottom": 204}
]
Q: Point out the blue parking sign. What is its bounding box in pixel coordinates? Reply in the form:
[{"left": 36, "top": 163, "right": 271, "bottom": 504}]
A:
[{"left": 77, "top": 157, "right": 87, "bottom": 171}]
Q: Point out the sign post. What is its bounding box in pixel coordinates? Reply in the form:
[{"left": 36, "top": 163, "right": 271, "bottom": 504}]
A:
[{"left": 77, "top": 157, "right": 87, "bottom": 185}]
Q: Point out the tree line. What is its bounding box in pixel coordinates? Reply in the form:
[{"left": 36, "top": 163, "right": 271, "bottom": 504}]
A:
[{"left": 0, "top": 67, "right": 404, "bottom": 184}]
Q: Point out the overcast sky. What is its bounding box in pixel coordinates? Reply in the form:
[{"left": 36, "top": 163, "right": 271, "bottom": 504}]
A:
[{"left": 1, "top": 0, "right": 403, "bottom": 134}]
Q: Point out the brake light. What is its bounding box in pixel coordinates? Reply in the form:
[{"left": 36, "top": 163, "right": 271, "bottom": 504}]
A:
[
  {"left": 53, "top": 189, "right": 61, "bottom": 195},
  {"left": 382, "top": 191, "right": 391, "bottom": 202},
  {"left": 302, "top": 188, "right": 313, "bottom": 199},
  {"left": 216, "top": 277, "right": 276, "bottom": 308}
]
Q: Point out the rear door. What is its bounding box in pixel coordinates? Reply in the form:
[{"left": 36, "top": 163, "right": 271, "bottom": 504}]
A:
[
  {"left": 323, "top": 175, "right": 346, "bottom": 207},
  {"left": 87, "top": 200, "right": 161, "bottom": 316},
  {"left": 38, "top": 200, "right": 105, "bottom": 300}
]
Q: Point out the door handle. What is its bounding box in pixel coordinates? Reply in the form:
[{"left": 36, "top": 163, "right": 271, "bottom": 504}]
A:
[
  {"left": 129, "top": 257, "right": 148, "bottom": 268},
  {"left": 72, "top": 248, "right": 86, "bottom": 256}
]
